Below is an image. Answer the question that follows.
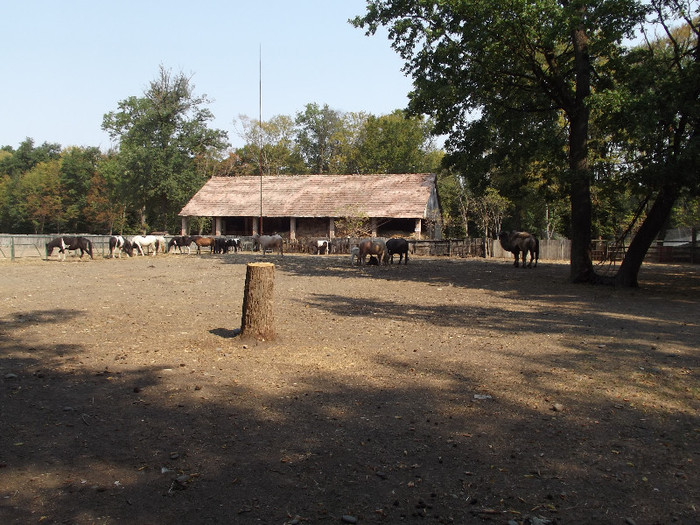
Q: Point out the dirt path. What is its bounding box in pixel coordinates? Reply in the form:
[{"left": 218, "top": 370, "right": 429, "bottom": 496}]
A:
[{"left": 0, "top": 254, "right": 698, "bottom": 524}]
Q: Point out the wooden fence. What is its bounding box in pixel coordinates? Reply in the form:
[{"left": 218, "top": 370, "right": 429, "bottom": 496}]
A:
[{"left": 1, "top": 234, "right": 697, "bottom": 264}]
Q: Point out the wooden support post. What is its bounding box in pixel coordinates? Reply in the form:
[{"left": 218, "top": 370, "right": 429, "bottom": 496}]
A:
[{"left": 240, "top": 262, "right": 276, "bottom": 341}]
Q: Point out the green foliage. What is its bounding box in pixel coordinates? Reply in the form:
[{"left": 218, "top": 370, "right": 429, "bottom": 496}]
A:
[
  {"left": 17, "top": 160, "right": 62, "bottom": 233},
  {"left": 232, "top": 106, "right": 442, "bottom": 176},
  {"left": 295, "top": 103, "right": 344, "bottom": 174},
  {"left": 59, "top": 147, "right": 101, "bottom": 232},
  {"left": 102, "top": 66, "right": 229, "bottom": 232},
  {"left": 354, "top": 110, "right": 440, "bottom": 173}
]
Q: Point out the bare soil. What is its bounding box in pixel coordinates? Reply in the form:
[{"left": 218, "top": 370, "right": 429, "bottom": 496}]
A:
[{"left": 0, "top": 253, "right": 698, "bottom": 525}]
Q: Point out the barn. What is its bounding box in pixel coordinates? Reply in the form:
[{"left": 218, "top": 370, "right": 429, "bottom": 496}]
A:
[{"left": 178, "top": 173, "right": 442, "bottom": 240}]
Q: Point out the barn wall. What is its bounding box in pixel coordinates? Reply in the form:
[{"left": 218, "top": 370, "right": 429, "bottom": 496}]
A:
[
  {"left": 295, "top": 218, "right": 329, "bottom": 237},
  {"left": 377, "top": 218, "right": 416, "bottom": 238}
]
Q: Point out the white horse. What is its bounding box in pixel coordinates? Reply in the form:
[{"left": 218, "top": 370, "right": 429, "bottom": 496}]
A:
[{"left": 131, "top": 235, "right": 160, "bottom": 256}]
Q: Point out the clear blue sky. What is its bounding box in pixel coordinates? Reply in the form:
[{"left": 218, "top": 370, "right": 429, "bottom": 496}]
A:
[{"left": 0, "top": 0, "right": 414, "bottom": 151}]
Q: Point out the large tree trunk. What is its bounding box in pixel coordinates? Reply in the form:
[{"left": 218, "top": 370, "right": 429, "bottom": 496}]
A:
[
  {"left": 240, "top": 262, "right": 276, "bottom": 341},
  {"left": 568, "top": 23, "right": 595, "bottom": 283},
  {"left": 614, "top": 183, "right": 680, "bottom": 287}
]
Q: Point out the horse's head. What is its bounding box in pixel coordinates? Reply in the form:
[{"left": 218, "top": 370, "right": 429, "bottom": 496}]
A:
[{"left": 123, "top": 240, "right": 134, "bottom": 256}]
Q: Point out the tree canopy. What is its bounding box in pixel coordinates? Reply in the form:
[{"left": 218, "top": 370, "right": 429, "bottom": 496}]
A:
[
  {"left": 102, "top": 66, "right": 230, "bottom": 232},
  {"left": 353, "top": 0, "right": 699, "bottom": 286}
]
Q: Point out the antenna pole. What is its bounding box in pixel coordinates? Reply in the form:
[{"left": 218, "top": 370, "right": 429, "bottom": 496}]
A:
[{"left": 259, "top": 44, "right": 263, "bottom": 235}]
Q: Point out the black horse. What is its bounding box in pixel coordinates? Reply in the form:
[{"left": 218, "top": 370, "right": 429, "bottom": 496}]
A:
[
  {"left": 386, "top": 238, "right": 409, "bottom": 265},
  {"left": 498, "top": 231, "right": 539, "bottom": 268}
]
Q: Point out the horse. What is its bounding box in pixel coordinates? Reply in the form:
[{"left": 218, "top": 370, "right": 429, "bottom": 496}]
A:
[
  {"left": 226, "top": 238, "right": 241, "bottom": 253},
  {"left": 46, "top": 236, "right": 93, "bottom": 261},
  {"left": 350, "top": 246, "right": 360, "bottom": 266},
  {"left": 191, "top": 235, "right": 215, "bottom": 254},
  {"left": 131, "top": 235, "right": 160, "bottom": 256},
  {"left": 109, "top": 235, "right": 132, "bottom": 258},
  {"left": 386, "top": 238, "right": 409, "bottom": 265},
  {"left": 155, "top": 235, "right": 167, "bottom": 253},
  {"left": 253, "top": 233, "right": 283, "bottom": 255},
  {"left": 357, "top": 239, "right": 388, "bottom": 265},
  {"left": 498, "top": 231, "right": 539, "bottom": 268},
  {"left": 213, "top": 237, "right": 239, "bottom": 254},
  {"left": 168, "top": 235, "right": 191, "bottom": 254}
]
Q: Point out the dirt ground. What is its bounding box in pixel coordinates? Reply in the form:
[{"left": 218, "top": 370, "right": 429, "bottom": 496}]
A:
[{"left": 0, "top": 252, "right": 698, "bottom": 525}]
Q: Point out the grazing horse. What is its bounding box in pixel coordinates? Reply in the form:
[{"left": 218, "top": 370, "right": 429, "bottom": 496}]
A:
[
  {"left": 46, "top": 236, "right": 93, "bottom": 260},
  {"left": 226, "top": 238, "right": 241, "bottom": 253},
  {"left": 190, "top": 235, "right": 215, "bottom": 254},
  {"left": 253, "top": 234, "right": 283, "bottom": 255},
  {"left": 357, "top": 239, "right": 388, "bottom": 265},
  {"left": 109, "top": 235, "right": 132, "bottom": 258},
  {"left": 131, "top": 235, "right": 160, "bottom": 256},
  {"left": 350, "top": 246, "right": 360, "bottom": 266},
  {"left": 498, "top": 231, "right": 539, "bottom": 268},
  {"left": 168, "top": 235, "right": 191, "bottom": 254},
  {"left": 386, "top": 238, "right": 409, "bottom": 265}
]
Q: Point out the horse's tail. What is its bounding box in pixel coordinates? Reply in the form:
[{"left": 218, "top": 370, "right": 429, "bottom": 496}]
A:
[{"left": 86, "top": 239, "right": 93, "bottom": 259}]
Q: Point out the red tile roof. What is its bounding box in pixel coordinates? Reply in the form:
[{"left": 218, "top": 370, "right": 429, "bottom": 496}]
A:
[{"left": 179, "top": 174, "right": 438, "bottom": 219}]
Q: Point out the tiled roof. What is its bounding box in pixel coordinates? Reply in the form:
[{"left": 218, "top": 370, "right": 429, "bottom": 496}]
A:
[{"left": 179, "top": 174, "right": 438, "bottom": 219}]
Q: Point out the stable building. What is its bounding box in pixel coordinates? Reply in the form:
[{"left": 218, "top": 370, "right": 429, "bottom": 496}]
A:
[{"left": 178, "top": 173, "right": 442, "bottom": 240}]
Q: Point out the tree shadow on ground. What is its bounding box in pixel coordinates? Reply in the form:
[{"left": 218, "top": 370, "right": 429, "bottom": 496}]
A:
[{"left": 0, "top": 262, "right": 697, "bottom": 524}]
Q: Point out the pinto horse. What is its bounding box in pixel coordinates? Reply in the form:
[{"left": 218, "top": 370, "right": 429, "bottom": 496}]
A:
[
  {"left": 109, "top": 235, "right": 132, "bottom": 258},
  {"left": 357, "top": 239, "right": 388, "bottom": 265},
  {"left": 253, "top": 234, "right": 283, "bottom": 255},
  {"left": 46, "top": 236, "right": 93, "bottom": 261},
  {"left": 168, "top": 235, "right": 192, "bottom": 254},
  {"left": 131, "top": 235, "right": 160, "bottom": 256}
]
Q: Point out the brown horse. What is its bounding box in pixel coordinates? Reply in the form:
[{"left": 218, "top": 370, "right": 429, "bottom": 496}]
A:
[
  {"left": 190, "top": 235, "right": 216, "bottom": 254},
  {"left": 498, "top": 231, "right": 539, "bottom": 268},
  {"left": 357, "top": 239, "right": 388, "bottom": 265}
]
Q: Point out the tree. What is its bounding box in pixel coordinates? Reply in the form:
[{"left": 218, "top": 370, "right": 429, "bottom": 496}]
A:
[
  {"left": 17, "top": 160, "right": 62, "bottom": 233},
  {"left": 474, "top": 187, "right": 512, "bottom": 255},
  {"left": 595, "top": 1, "right": 699, "bottom": 286},
  {"left": 295, "top": 103, "right": 344, "bottom": 174},
  {"left": 0, "top": 139, "right": 62, "bottom": 232},
  {"left": 102, "top": 66, "right": 229, "bottom": 232},
  {"left": 355, "top": 110, "right": 441, "bottom": 173},
  {"left": 59, "top": 147, "right": 101, "bottom": 232},
  {"left": 234, "top": 114, "right": 304, "bottom": 175},
  {"left": 353, "top": 0, "right": 647, "bottom": 284}
]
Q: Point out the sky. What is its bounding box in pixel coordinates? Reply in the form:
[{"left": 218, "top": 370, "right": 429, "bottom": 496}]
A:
[{"left": 0, "top": 0, "right": 414, "bottom": 151}]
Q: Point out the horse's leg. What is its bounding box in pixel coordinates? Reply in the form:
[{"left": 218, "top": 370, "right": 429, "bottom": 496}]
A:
[{"left": 513, "top": 251, "right": 519, "bottom": 267}]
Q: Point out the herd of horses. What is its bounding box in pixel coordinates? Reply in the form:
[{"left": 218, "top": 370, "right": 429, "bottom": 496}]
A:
[{"left": 46, "top": 230, "right": 540, "bottom": 268}]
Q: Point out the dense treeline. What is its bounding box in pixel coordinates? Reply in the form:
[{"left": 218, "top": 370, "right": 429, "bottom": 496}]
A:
[{"left": 0, "top": 69, "right": 442, "bottom": 235}]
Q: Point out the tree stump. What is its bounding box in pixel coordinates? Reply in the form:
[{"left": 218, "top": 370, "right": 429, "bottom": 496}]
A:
[{"left": 240, "top": 262, "right": 275, "bottom": 341}]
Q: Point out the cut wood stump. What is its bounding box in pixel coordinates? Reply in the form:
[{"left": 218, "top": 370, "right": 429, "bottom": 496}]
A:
[{"left": 240, "top": 262, "right": 275, "bottom": 341}]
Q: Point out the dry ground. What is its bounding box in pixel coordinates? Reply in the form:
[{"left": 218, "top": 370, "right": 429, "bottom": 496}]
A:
[{"left": 0, "top": 252, "right": 698, "bottom": 525}]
